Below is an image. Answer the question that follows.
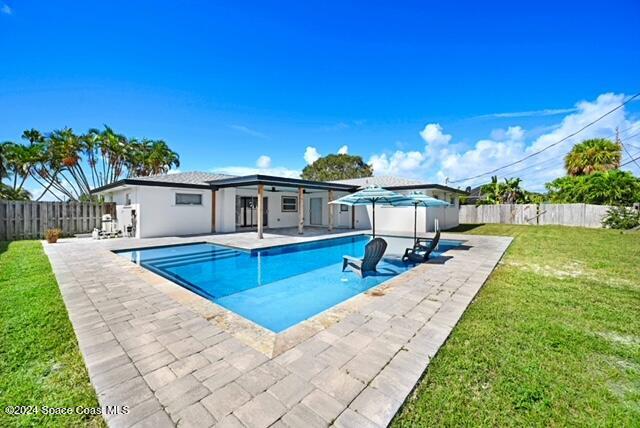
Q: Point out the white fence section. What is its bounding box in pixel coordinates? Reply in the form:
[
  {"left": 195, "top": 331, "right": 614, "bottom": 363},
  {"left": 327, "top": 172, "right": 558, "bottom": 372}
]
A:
[{"left": 459, "top": 203, "right": 612, "bottom": 228}]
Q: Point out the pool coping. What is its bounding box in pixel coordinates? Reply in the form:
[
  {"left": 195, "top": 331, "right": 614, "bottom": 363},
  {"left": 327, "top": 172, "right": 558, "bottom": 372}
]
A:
[
  {"left": 108, "top": 234, "right": 466, "bottom": 357},
  {"left": 43, "top": 229, "right": 513, "bottom": 427}
]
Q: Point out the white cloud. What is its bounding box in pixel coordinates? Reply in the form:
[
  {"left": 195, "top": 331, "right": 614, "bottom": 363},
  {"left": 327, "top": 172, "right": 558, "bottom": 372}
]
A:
[
  {"left": 1, "top": 3, "right": 12, "bottom": 15},
  {"left": 304, "top": 146, "right": 321, "bottom": 165},
  {"left": 369, "top": 151, "right": 425, "bottom": 178},
  {"left": 474, "top": 107, "right": 578, "bottom": 119},
  {"left": 229, "top": 125, "right": 269, "bottom": 139},
  {"left": 490, "top": 126, "right": 525, "bottom": 142},
  {"left": 337, "top": 145, "right": 349, "bottom": 155},
  {"left": 368, "top": 93, "right": 640, "bottom": 191},
  {"left": 419, "top": 123, "right": 451, "bottom": 145},
  {"left": 256, "top": 155, "right": 272, "bottom": 169}
]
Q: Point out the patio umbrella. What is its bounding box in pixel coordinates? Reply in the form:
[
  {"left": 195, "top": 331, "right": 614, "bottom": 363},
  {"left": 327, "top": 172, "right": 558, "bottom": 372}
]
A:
[
  {"left": 329, "top": 186, "right": 410, "bottom": 238},
  {"left": 391, "top": 191, "right": 450, "bottom": 244}
]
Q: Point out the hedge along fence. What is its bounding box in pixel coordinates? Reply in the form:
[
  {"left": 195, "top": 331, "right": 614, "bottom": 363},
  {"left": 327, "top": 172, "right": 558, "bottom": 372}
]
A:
[
  {"left": 0, "top": 200, "right": 116, "bottom": 241},
  {"left": 459, "top": 203, "right": 612, "bottom": 228}
]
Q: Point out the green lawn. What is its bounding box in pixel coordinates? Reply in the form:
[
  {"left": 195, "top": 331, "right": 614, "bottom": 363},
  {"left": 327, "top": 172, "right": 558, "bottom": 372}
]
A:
[
  {"left": 393, "top": 225, "right": 640, "bottom": 427},
  {"left": 0, "top": 241, "right": 104, "bottom": 427}
]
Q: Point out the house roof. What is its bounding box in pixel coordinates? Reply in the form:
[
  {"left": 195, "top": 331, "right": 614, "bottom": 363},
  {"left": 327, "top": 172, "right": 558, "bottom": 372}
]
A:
[
  {"left": 331, "top": 176, "right": 469, "bottom": 194},
  {"left": 91, "top": 172, "right": 357, "bottom": 194},
  {"left": 132, "top": 171, "right": 235, "bottom": 185},
  {"left": 91, "top": 172, "right": 467, "bottom": 195},
  {"left": 91, "top": 171, "right": 236, "bottom": 193}
]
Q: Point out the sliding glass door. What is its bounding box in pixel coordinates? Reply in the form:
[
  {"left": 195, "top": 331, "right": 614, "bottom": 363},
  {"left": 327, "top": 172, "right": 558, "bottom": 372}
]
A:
[{"left": 236, "top": 196, "right": 268, "bottom": 227}]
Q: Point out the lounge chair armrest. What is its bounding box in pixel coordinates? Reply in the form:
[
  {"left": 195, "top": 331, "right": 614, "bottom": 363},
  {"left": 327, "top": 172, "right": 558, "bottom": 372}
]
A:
[{"left": 342, "top": 255, "right": 362, "bottom": 271}]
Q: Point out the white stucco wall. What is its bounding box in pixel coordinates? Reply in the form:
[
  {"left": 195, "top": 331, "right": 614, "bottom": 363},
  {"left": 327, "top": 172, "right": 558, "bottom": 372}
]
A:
[
  {"left": 101, "top": 183, "right": 460, "bottom": 238},
  {"left": 105, "top": 185, "right": 213, "bottom": 238},
  {"left": 360, "top": 189, "right": 460, "bottom": 233}
]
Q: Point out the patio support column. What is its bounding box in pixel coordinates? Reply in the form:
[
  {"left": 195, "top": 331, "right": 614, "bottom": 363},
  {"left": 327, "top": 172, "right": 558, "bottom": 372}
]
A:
[
  {"left": 351, "top": 205, "right": 355, "bottom": 229},
  {"left": 211, "top": 189, "right": 216, "bottom": 233},
  {"left": 298, "top": 187, "right": 304, "bottom": 234},
  {"left": 257, "top": 184, "right": 264, "bottom": 239},
  {"left": 328, "top": 190, "right": 334, "bottom": 232}
]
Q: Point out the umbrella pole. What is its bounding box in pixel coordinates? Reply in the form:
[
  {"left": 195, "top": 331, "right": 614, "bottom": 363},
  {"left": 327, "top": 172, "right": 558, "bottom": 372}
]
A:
[
  {"left": 414, "top": 204, "right": 417, "bottom": 245},
  {"left": 372, "top": 200, "right": 376, "bottom": 238}
]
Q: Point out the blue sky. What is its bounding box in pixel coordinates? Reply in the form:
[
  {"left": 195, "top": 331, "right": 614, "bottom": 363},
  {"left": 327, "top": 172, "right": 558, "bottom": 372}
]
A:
[{"left": 1, "top": 1, "right": 639, "bottom": 193}]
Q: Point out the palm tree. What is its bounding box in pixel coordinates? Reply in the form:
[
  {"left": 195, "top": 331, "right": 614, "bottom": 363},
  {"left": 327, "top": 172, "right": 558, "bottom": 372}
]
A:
[
  {"left": 564, "top": 138, "right": 622, "bottom": 176},
  {"left": 144, "top": 139, "right": 180, "bottom": 175},
  {"left": 0, "top": 141, "right": 9, "bottom": 180},
  {"left": 479, "top": 176, "right": 529, "bottom": 204},
  {"left": 21, "top": 128, "right": 45, "bottom": 145},
  {"left": 9, "top": 125, "right": 181, "bottom": 201},
  {"left": 503, "top": 177, "right": 526, "bottom": 204}
]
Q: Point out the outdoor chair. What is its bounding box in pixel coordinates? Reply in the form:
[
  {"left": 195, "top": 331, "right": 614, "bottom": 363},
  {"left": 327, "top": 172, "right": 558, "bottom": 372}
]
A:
[
  {"left": 402, "top": 230, "right": 441, "bottom": 263},
  {"left": 342, "top": 237, "right": 388, "bottom": 277},
  {"left": 415, "top": 230, "right": 441, "bottom": 251}
]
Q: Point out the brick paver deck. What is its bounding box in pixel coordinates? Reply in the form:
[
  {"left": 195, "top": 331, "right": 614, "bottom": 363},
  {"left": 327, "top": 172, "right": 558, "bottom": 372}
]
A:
[{"left": 44, "top": 230, "right": 511, "bottom": 427}]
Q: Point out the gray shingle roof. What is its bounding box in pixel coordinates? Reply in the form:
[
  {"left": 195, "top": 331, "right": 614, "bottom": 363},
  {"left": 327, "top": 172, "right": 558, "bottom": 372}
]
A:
[
  {"left": 133, "top": 171, "right": 236, "bottom": 185},
  {"left": 330, "top": 176, "right": 427, "bottom": 188}
]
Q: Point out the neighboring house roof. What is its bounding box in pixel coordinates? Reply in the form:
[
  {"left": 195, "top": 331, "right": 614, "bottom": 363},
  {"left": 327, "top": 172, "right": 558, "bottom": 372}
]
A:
[
  {"left": 331, "top": 175, "right": 469, "bottom": 194},
  {"left": 331, "top": 176, "right": 425, "bottom": 187}
]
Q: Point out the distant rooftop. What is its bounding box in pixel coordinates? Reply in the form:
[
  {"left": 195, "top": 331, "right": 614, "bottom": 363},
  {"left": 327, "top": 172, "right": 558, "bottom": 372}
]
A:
[
  {"left": 331, "top": 176, "right": 468, "bottom": 194},
  {"left": 331, "top": 176, "right": 430, "bottom": 188}
]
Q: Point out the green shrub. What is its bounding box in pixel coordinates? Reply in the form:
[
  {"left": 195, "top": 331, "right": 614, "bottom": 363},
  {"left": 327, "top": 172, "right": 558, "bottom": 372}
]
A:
[
  {"left": 546, "top": 170, "right": 640, "bottom": 206},
  {"left": 602, "top": 206, "right": 640, "bottom": 229}
]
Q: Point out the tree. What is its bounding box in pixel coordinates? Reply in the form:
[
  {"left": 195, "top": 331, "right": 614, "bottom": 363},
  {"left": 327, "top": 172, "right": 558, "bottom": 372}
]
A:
[
  {"left": 478, "top": 176, "right": 533, "bottom": 204},
  {"left": 546, "top": 170, "right": 640, "bottom": 206},
  {"left": 564, "top": 138, "right": 622, "bottom": 176},
  {"left": 0, "top": 182, "right": 31, "bottom": 200},
  {"left": 301, "top": 154, "right": 373, "bottom": 181},
  {"left": 1, "top": 125, "right": 181, "bottom": 201}
]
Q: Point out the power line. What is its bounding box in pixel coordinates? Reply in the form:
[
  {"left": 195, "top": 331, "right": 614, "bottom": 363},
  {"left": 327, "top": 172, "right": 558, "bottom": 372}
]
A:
[
  {"left": 620, "top": 131, "right": 640, "bottom": 170},
  {"left": 449, "top": 91, "right": 640, "bottom": 184},
  {"left": 465, "top": 128, "right": 640, "bottom": 186},
  {"left": 621, "top": 151, "right": 640, "bottom": 168}
]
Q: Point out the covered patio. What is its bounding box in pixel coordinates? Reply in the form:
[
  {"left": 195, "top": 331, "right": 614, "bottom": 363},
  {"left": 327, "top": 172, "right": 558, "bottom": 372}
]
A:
[{"left": 208, "top": 175, "right": 364, "bottom": 238}]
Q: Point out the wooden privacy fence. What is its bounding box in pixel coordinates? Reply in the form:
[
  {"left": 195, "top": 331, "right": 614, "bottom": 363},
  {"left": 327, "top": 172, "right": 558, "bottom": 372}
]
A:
[
  {"left": 459, "top": 203, "right": 612, "bottom": 228},
  {"left": 0, "top": 200, "right": 116, "bottom": 241}
]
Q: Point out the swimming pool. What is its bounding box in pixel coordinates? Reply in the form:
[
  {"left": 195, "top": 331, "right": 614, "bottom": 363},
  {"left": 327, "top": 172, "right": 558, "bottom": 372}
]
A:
[{"left": 116, "top": 235, "right": 461, "bottom": 333}]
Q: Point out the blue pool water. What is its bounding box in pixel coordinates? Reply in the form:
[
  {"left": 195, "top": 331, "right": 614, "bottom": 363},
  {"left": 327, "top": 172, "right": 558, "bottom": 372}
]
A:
[{"left": 116, "top": 235, "right": 461, "bottom": 332}]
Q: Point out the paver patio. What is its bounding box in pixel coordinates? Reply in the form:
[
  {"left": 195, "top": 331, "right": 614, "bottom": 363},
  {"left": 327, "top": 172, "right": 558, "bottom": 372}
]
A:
[{"left": 43, "top": 229, "right": 511, "bottom": 427}]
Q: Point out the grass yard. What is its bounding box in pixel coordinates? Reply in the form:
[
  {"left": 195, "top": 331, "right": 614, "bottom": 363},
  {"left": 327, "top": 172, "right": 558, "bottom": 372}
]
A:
[
  {"left": 0, "top": 241, "right": 104, "bottom": 427},
  {"left": 393, "top": 225, "right": 640, "bottom": 427}
]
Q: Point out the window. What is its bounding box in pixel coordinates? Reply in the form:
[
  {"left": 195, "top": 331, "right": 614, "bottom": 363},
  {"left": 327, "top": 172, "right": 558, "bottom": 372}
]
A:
[
  {"left": 340, "top": 204, "right": 349, "bottom": 212},
  {"left": 175, "top": 193, "right": 202, "bottom": 205},
  {"left": 125, "top": 193, "right": 131, "bottom": 205},
  {"left": 281, "top": 196, "right": 298, "bottom": 212}
]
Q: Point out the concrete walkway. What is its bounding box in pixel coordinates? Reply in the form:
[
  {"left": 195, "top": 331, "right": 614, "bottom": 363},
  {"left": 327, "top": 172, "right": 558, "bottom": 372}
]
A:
[{"left": 44, "top": 231, "right": 511, "bottom": 428}]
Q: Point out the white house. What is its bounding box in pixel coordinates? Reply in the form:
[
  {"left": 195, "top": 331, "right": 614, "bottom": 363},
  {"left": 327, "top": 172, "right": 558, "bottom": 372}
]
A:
[{"left": 93, "top": 172, "right": 467, "bottom": 238}]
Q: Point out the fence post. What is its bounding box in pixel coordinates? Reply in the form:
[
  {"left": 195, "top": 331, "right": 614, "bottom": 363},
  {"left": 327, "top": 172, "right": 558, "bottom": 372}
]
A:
[{"left": 0, "top": 200, "right": 5, "bottom": 240}]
